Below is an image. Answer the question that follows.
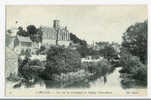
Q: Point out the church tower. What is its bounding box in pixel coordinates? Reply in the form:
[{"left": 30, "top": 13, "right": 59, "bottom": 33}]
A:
[{"left": 53, "top": 20, "right": 60, "bottom": 29}]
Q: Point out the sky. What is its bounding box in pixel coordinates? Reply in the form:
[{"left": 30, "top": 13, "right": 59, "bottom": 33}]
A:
[{"left": 6, "top": 5, "right": 147, "bottom": 44}]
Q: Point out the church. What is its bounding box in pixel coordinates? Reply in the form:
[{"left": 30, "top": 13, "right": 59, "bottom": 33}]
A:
[
  {"left": 41, "top": 20, "right": 71, "bottom": 47},
  {"left": 12, "top": 20, "right": 71, "bottom": 54}
]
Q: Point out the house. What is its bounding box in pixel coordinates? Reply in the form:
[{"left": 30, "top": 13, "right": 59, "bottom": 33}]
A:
[
  {"left": 14, "top": 35, "right": 32, "bottom": 54},
  {"left": 14, "top": 35, "right": 41, "bottom": 54}
]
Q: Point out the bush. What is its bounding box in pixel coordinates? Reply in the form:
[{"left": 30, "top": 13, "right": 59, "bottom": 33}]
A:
[
  {"left": 120, "top": 52, "right": 144, "bottom": 74},
  {"left": 51, "top": 70, "right": 93, "bottom": 88},
  {"left": 18, "top": 57, "right": 44, "bottom": 81},
  {"left": 119, "top": 52, "right": 147, "bottom": 86},
  {"left": 43, "top": 46, "right": 81, "bottom": 79},
  {"left": 133, "top": 65, "right": 147, "bottom": 85},
  {"left": 36, "top": 45, "right": 46, "bottom": 55},
  {"left": 82, "top": 59, "right": 113, "bottom": 81},
  {"left": 29, "top": 59, "right": 42, "bottom": 66}
]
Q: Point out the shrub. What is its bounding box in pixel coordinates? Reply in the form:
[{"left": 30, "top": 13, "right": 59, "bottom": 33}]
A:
[
  {"left": 43, "top": 46, "right": 81, "bottom": 79},
  {"left": 120, "top": 52, "right": 145, "bottom": 74},
  {"left": 51, "top": 70, "right": 93, "bottom": 88},
  {"left": 119, "top": 52, "right": 147, "bottom": 86},
  {"left": 18, "top": 57, "right": 44, "bottom": 81},
  {"left": 133, "top": 65, "right": 147, "bottom": 85},
  {"left": 82, "top": 59, "right": 113, "bottom": 81},
  {"left": 36, "top": 45, "right": 46, "bottom": 55},
  {"left": 29, "top": 59, "right": 42, "bottom": 66}
]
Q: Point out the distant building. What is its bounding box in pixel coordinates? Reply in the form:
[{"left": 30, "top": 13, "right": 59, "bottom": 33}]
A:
[
  {"left": 14, "top": 35, "right": 32, "bottom": 54},
  {"left": 41, "top": 20, "right": 71, "bottom": 47},
  {"left": 7, "top": 19, "right": 71, "bottom": 54},
  {"left": 81, "top": 56, "right": 103, "bottom": 63},
  {"left": 14, "top": 35, "right": 41, "bottom": 54}
]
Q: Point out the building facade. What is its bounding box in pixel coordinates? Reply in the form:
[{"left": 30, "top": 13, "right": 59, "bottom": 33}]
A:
[
  {"left": 9, "top": 19, "right": 71, "bottom": 54},
  {"left": 41, "top": 20, "right": 71, "bottom": 47},
  {"left": 14, "top": 35, "right": 41, "bottom": 54}
]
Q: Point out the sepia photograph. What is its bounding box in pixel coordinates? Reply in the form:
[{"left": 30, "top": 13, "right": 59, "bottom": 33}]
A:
[{"left": 5, "top": 5, "right": 148, "bottom": 96}]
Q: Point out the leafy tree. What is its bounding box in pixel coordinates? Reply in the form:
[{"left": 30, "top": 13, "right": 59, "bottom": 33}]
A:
[
  {"left": 16, "top": 25, "right": 43, "bottom": 43},
  {"left": 43, "top": 46, "right": 81, "bottom": 79},
  {"left": 119, "top": 20, "right": 147, "bottom": 87},
  {"left": 70, "top": 33, "right": 81, "bottom": 44},
  {"left": 35, "top": 28, "right": 43, "bottom": 43},
  {"left": 96, "top": 42, "right": 119, "bottom": 62},
  {"left": 26, "top": 25, "right": 43, "bottom": 43},
  {"left": 70, "top": 33, "right": 90, "bottom": 57},
  {"left": 122, "top": 20, "right": 147, "bottom": 64},
  {"left": 119, "top": 50, "right": 147, "bottom": 85},
  {"left": 82, "top": 59, "right": 112, "bottom": 82},
  {"left": 17, "top": 27, "right": 29, "bottom": 37},
  {"left": 27, "top": 25, "right": 37, "bottom": 42},
  {"left": 27, "top": 25, "right": 37, "bottom": 35}
]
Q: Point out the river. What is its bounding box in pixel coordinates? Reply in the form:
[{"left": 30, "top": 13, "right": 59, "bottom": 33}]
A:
[
  {"left": 6, "top": 67, "right": 147, "bottom": 96},
  {"left": 89, "top": 67, "right": 123, "bottom": 89}
]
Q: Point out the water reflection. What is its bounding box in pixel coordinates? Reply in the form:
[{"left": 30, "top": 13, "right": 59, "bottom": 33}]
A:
[{"left": 10, "top": 67, "right": 147, "bottom": 89}]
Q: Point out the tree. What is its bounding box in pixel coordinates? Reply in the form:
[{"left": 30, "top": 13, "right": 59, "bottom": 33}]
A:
[
  {"left": 122, "top": 20, "right": 147, "bottom": 64},
  {"left": 119, "top": 50, "right": 147, "bottom": 85},
  {"left": 119, "top": 20, "right": 148, "bottom": 87},
  {"left": 70, "top": 33, "right": 89, "bottom": 57},
  {"left": 17, "top": 27, "right": 29, "bottom": 37},
  {"left": 43, "top": 46, "right": 81, "bottom": 79},
  {"left": 26, "top": 25, "right": 43, "bottom": 43},
  {"left": 70, "top": 33, "right": 81, "bottom": 44},
  {"left": 36, "top": 28, "right": 43, "bottom": 43},
  {"left": 96, "top": 42, "right": 119, "bottom": 62},
  {"left": 27, "top": 25, "right": 37, "bottom": 42}
]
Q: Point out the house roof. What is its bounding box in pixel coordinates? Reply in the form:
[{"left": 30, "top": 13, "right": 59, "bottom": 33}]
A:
[{"left": 17, "top": 35, "right": 32, "bottom": 42}]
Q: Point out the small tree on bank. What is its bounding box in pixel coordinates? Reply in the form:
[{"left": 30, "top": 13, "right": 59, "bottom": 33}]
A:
[{"left": 43, "top": 46, "right": 81, "bottom": 79}]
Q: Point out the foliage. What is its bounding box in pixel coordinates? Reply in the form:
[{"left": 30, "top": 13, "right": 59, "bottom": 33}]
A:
[
  {"left": 52, "top": 70, "right": 93, "bottom": 88},
  {"left": 76, "top": 45, "right": 89, "bottom": 57},
  {"left": 70, "top": 33, "right": 90, "bottom": 57},
  {"left": 122, "top": 20, "right": 147, "bottom": 64},
  {"left": 17, "top": 25, "right": 43, "bottom": 43},
  {"left": 120, "top": 51, "right": 143, "bottom": 74},
  {"left": 29, "top": 59, "right": 42, "bottom": 66},
  {"left": 119, "top": 50, "right": 147, "bottom": 85},
  {"left": 96, "top": 42, "right": 120, "bottom": 65},
  {"left": 27, "top": 25, "right": 37, "bottom": 36},
  {"left": 43, "top": 46, "right": 81, "bottom": 79},
  {"left": 119, "top": 20, "right": 147, "bottom": 88},
  {"left": 27, "top": 25, "right": 43, "bottom": 43},
  {"left": 17, "top": 27, "right": 29, "bottom": 37},
  {"left": 82, "top": 59, "right": 113, "bottom": 81},
  {"left": 70, "top": 33, "right": 86, "bottom": 45},
  {"left": 36, "top": 45, "right": 46, "bottom": 55},
  {"left": 133, "top": 65, "right": 147, "bottom": 84}
]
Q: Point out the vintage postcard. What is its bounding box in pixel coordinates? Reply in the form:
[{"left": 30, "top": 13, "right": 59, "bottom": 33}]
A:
[{"left": 5, "top": 5, "right": 148, "bottom": 96}]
